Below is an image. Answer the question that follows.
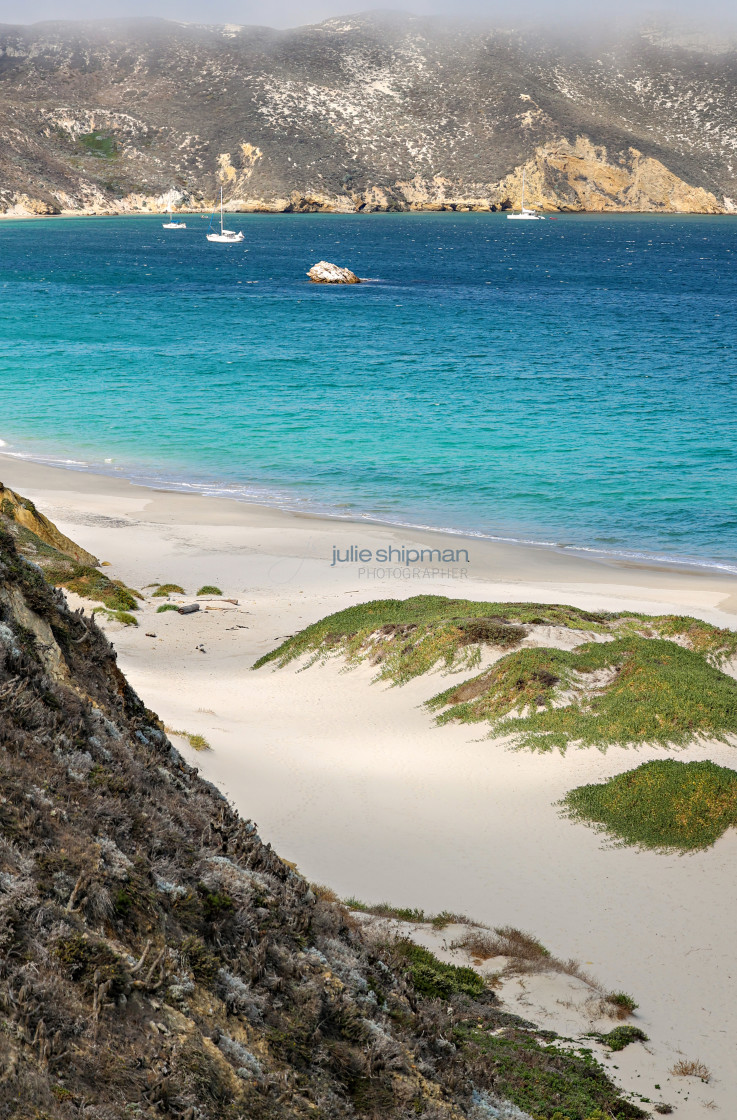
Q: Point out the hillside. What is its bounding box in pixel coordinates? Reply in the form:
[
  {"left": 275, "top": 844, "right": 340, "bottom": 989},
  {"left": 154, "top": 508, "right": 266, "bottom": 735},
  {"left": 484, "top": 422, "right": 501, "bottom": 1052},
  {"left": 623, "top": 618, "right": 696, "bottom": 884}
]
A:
[
  {"left": 1, "top": 14, "right": 736, "bottom": 215},
  {"left": 0, "top": 503, "right": 654, "bottom": 1118}
]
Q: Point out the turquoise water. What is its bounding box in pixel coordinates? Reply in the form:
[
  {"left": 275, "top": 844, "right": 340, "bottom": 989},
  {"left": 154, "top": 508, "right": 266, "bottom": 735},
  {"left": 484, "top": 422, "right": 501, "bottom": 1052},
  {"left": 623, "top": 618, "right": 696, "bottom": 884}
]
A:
[{"left": 1, "top": 212, "right": 736, "bottom": 570}]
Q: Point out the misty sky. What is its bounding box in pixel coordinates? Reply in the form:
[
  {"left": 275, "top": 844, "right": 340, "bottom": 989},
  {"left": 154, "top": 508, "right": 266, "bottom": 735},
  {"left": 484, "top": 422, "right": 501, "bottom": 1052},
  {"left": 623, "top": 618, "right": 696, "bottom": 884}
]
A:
[{"left": 0, "top": 0, "right": 734, "bottom": 31}]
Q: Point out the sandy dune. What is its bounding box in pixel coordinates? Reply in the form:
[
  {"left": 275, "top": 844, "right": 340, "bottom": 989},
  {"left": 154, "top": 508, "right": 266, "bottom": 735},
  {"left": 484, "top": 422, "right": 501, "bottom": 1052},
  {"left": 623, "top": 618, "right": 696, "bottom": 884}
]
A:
[{"left": 3, "top": 453, "right": 736, "bottom": 1116}]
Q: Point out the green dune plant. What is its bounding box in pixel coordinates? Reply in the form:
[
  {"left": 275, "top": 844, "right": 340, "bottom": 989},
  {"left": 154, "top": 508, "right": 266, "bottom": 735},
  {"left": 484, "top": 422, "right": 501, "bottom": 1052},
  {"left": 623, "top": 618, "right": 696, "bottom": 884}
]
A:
[
  {"left": 45, "top": 562, "right": 141, "bottom": 612},
  {"left": 561, "top": 760, "right": 737, "bottom": 851},
  {"left": 156, "top": 603, "right": 180, "bottom": 614},
  {"left": 428, "top": 637, "right": 737, "bottom": 751},
  {"left": 93, "top": 608, "right": 138, "bottom": 627},
  {"left": 589, "top": 1026, "right": 648, "bottom": 1052},
  {"left": 152, "top": 583, "right": 185, "bottom": 597},
  {"left": 165, "top": 726, "right": 211, "bottom": 751},
  {"left": 255, "top": 597, "right": 737, "bottom": 753},
  {"left": 197, "top": 585, "right": 222, "bottom": 596},
  {"left": 253, "top": 595, "right": 629, "bottom": 678}
]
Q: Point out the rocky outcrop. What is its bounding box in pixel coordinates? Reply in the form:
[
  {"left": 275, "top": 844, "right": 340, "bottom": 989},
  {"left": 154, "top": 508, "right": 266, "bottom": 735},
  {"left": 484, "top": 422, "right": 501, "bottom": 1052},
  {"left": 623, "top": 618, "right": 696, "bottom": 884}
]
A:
[
  {"left": 308, "top": 261, "right": 361, "bottom": 283},
  {"left": 0, "top": 15, "right": 736, "bottom": 216},
  {"left": 0, "top": 482, "right": 98, "bottom": 564}
]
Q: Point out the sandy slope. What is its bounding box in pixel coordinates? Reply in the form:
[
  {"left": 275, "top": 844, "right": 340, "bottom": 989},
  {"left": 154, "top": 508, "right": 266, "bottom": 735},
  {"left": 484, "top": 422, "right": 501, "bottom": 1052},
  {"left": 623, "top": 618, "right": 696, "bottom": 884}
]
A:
[{"left": 3, "top": 453, "right": 737, "bottom": 1115}]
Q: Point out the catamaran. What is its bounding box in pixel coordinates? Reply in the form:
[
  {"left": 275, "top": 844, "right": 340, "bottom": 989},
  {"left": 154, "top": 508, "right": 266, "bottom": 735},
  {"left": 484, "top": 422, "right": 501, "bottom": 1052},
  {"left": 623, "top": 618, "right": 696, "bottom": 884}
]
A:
[
  {"left": 206, "top": 188, "right": 244, "bottom": 243},
  {"left": 162, "top": 205, "right": 186, "bottom": 229},
  {"left": 506, "top": 170, "right": 545, "bottom": 220}
]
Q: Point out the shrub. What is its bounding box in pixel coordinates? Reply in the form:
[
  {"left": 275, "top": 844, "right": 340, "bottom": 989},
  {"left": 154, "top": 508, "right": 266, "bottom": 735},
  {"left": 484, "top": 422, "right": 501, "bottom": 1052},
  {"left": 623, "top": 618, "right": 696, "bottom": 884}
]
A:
[
  {"left": 393, "top": 939, "right": 486, "bottom": 1001},
  {"left": 605, "top": 992, "right": 638, "bottom": 1019},
  {"left": 152, "top": 583, "right": 185, "bottom": 597},
  {"left": 95, "top": 608, "right": 138, "bottom": 626},
  {"left": 180, "top": 936, "right": 220, "bottom": 984},
  {"left": 55, "top": 933, "right": 129, "bottom": 996},
  {"left": 561, "top": 760, "right": 737, "bottom": 852},
  {"left": 165, "top": 726, "right": 211, "bottom": 751},
  {"left": 197, "top": 585, "right": 222, "bottom": 596},
  {"left": 430, "top": 637, "right": 737, "bottom": 752},
  {"left": 592, "top": 1025, "right": 648, "bottom": 1051},
  {"left": 670, "top": 1058, "right": 711, "bottom": 1081},
  {"left": 46, "top": 562, "right": 139, "bottom": 611},
  {"left": 156, "top": 603, "right": 180, "bottom": 613}
]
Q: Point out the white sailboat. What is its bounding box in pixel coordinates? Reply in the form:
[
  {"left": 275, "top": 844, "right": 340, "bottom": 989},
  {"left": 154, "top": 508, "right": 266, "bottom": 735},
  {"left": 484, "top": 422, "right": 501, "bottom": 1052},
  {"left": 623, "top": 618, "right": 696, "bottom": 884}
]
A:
[
  {"left": 206, "top": 188, "right": 244, "bottom": 243},
  {"left": 162, "top": 205, "right": 186, "bottom": 229},
  {"left": 506, "top": 170, "right": 545, "bottom": 220}
]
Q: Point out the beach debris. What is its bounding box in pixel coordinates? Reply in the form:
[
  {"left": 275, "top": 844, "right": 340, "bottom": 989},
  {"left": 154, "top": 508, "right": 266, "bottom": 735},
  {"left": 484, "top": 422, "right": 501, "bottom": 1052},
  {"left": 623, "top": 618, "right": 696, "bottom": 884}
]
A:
[
  {"left": 307, "top": 261, "right": 361, "bottom": 284},
  {"left": 196, "top": 644, "right": 207, "bottom": 654},
  {"left": 145, "top": 632, "right": 157, "bottom": 637},
  {"left": 177, "top": 604, "right": 200, "bottom": 615}
]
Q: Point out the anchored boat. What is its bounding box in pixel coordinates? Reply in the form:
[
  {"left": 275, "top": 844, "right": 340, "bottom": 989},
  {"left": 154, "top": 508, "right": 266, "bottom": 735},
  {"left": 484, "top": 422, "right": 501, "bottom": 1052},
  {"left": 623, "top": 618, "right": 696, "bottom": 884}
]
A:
[
  {"left": 507, "top": 170, "right": 545, "bottom": 220},
  {"left": 206, "top": 188, "right": 244, "bottom": 243}
]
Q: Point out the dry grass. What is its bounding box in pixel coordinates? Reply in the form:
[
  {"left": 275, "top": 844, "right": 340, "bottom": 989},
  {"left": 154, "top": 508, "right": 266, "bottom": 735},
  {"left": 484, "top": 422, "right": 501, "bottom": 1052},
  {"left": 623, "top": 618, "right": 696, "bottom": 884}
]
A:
[
  {"left": 670, "top": 1058, "right": 711, "bottom": 1081},
  {"left": 449, "top": 926, "right": 640, "bottom": 1021},
  {"left": 165, "top": 725, "right": 211, "bottom": 752}
]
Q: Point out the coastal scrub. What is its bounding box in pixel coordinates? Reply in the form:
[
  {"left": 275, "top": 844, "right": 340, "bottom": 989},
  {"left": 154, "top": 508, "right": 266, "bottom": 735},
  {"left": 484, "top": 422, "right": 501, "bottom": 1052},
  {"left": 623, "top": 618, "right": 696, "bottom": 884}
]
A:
[
  {"left": 255, "top": 596, "right": 737, "bottom": 687},
  {"left": 561, "top": 760, "right": 737, "bottom": 851},
  {"left": 253, "top": 595, "right": 628, "bottom": 679},
  {"left": 428, "top": 637, "right": 737, "bottom": 750}
]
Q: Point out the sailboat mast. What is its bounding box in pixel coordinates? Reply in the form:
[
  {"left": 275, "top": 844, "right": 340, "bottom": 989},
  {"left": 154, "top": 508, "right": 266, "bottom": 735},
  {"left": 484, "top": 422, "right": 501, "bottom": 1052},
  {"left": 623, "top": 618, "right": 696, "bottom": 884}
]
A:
[
  {"left": 220, "top": 187, "right": 224, "bottom": 234},
  {"left": 521, "top": 170, "right": 525, "bottom": 211}
]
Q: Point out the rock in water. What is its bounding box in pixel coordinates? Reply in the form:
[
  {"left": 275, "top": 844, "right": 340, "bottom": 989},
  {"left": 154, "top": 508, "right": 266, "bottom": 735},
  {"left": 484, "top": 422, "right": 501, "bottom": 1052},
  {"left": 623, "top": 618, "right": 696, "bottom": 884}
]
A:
[{"left": 307, "top": 261, "right": 361, "bottom": 284}]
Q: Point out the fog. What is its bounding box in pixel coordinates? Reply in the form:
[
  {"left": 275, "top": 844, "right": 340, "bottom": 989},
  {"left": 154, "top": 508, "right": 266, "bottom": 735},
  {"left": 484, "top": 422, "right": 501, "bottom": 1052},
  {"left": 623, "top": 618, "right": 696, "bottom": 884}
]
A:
[{"left": 0, "top": 0, "right": 735, "bottom": 35}]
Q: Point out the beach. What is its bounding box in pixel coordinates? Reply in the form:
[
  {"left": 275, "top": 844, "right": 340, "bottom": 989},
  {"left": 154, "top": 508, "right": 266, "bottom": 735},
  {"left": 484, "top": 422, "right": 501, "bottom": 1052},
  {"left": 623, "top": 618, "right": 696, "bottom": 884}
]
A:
[{"left": 3, "top": 451, "right": 736, "bottom": 1115}]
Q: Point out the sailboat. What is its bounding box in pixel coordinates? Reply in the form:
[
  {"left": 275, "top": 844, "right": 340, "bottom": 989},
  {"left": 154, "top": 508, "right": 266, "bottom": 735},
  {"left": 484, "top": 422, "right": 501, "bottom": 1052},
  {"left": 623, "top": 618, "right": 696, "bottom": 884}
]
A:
[
  {"left": 506, "top": 170, "right": 545, "bottom": 220},
  {"left": 206, "top": 188, "right": 244, "bottom": 243},
  {"left": 162, "top": 205, "right": 186, "bottom": 229}
]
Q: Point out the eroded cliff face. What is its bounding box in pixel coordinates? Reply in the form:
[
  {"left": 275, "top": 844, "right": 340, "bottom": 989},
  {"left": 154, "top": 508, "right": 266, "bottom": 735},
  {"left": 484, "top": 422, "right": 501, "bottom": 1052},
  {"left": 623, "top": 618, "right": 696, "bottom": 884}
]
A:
[{"left": 1, "top": 15, "right": 736, "bottom": 216}]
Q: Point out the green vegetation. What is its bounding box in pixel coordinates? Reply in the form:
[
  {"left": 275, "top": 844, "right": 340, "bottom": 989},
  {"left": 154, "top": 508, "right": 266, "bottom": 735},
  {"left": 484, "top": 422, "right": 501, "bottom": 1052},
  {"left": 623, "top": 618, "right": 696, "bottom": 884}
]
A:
[
  {"left": 166, "top": 726, "right": 211, "bottom": 751},
  {"left": 94, "top": 608, "right": 138, "bottom": 627},
  {"left": 253, "top": 596, "right": 625, "bottom": 677},
  {"left": 605, "top": 992, "right": 639, "bottom": 1018},
  {"left": 429, "top": 637, "right": 737, "bottom": 751},
  {"left": 180, "top": 936, "right": 220, "bottom": 984},
  {"left": 561, "top": 760, "right": 737, "bottom": 852},
  {"left": 344, "top": 897, "right": 474, "bottom": 928},
  {"left": 156, "top": 603, "right": 181, "bottom": 614},
  {"left": 393, "top": 939, "right": 486, "bottom": 1001},
  {"left": 454, "top": 1024, "right": 647, "bottom": 1120},
  {"left": 55, "top": 933, "right": 129, "bottom": 996},
  {"left": 79, "top": 131, "right": 118, "bottom": 158},
  {"left": 197, "top": 585, "right": 223, "bottom": 596},
  {"left": 153, "top": 583, "right": 185, "bottom": 597},
  {"left": 255, "top": 596, "right": 737, "bottom": 753},
  {"left": 45, "top": 561, "right": 140, "bottom": 612},
  {"left": 591, "top": 1026, "right": 648, "bottom": 1052}
]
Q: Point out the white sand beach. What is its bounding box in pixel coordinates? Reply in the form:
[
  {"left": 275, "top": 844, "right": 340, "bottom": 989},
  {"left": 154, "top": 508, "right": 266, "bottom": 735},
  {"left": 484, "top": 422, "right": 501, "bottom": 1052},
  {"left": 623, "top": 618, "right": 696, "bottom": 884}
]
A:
[{"left": 3, "top": 452, "right": 737, "bottom": 1116}]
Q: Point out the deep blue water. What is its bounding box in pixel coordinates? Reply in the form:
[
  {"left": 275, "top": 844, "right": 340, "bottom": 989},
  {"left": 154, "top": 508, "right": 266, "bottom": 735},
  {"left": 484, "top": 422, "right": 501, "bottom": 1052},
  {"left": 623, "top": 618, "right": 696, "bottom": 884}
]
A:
[{"left": 1, "top": 211, "right": 736, "bottom": 569}]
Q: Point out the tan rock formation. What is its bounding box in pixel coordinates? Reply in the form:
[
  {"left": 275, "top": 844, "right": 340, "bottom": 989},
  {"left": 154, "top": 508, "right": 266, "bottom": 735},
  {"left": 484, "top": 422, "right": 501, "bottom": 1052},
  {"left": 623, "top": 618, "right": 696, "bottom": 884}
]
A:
[
  {"left": 499, "top": 138, "right": 723, "bottom": 213},
  {"left": 0, "top": 482, "right": 98, "bottom": 564}
]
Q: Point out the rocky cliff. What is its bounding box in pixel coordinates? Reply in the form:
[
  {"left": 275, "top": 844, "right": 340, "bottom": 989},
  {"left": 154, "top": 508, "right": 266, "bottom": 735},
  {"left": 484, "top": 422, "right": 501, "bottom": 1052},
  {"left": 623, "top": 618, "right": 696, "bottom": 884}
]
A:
[{"left": 0, "top": 14, "right": 736, "bottom": 215}]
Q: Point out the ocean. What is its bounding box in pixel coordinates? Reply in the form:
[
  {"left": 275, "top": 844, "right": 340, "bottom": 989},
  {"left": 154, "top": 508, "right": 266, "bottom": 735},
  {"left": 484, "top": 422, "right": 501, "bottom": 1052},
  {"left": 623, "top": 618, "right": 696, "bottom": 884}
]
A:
[{"left": 1, "top": 211, "right": 736, "bottom": 570}]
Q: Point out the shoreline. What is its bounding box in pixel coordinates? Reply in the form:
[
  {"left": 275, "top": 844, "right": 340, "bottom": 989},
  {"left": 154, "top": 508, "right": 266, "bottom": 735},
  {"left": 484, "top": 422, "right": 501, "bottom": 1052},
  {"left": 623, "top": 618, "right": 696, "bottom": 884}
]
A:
[
  {"left": 3, "top": 209, "right": 737, "bottom": 221},
  {"left": 2, "top": 451, "right": 737, "bottom": 1116},
  {"left": 3, "top": 444, "right": 736, "bottom": 582}
]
